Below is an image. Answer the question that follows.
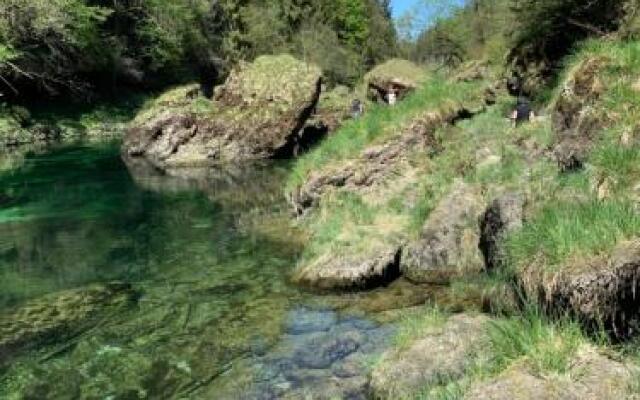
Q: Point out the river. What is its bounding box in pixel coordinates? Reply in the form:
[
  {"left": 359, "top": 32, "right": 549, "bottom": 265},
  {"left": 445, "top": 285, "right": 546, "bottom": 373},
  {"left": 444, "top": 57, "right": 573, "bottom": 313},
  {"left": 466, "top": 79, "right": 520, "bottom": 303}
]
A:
[{"left": 0, "top": 142, "right": 439, "bottom": 399}]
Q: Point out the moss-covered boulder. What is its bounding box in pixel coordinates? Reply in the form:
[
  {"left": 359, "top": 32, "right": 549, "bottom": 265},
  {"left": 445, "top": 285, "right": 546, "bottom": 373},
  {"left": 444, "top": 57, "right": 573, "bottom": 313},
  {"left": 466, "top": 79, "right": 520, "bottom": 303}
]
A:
[
  {"left": 401, "top": 181, "right": 486, "bottom": 284},
  {"left": 310, "top": 85, "right": 352, "bottom": 132},
  {"left": 293, "top": 243, "right": 402, "bottom": 290},
  {"left": 370, "top": 313, "right": 489, "bottom": 399},
  {"left": 364, "top": 59, "right": 428, "bottom": 103},
  {"left": 0, "top": 112, "right": 28, "bottom": 146},
  {"left": 123, "top": 55, "right": 323, "bottom": 168},
  {"left": 479, "top": 193, "right": 525, "bottom": 270},
  {"left": 552, "top": 56, "right": 609, "bottom": 172},
  {"left": 0, "top": 109, "right": 61, "bottom": 147}
]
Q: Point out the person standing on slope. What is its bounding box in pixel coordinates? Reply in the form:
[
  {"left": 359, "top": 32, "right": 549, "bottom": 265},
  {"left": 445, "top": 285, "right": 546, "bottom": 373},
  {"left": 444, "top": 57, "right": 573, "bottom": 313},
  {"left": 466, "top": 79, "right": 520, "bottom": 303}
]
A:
[
  {"left": 351, "top": 99, "right": 364, "bottom": 119},
  {"left": 387, "top": 87, "right": 397, "bottom": 106},
  {"left": 511, "top": 96, "right": 534, "bottom": 127}
]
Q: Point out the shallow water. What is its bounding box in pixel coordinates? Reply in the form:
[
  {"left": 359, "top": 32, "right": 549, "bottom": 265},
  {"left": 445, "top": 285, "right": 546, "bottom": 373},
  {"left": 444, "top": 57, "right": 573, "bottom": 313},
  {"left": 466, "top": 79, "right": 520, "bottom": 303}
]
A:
[{"left": 0, "top": 143, "right": 405, "bottom": 399}]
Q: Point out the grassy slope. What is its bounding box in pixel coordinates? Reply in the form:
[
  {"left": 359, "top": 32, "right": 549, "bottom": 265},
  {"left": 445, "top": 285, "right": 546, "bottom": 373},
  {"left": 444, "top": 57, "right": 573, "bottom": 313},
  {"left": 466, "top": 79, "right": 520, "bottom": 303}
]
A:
[
  {"left": 288, "top": 38, "right": 640, "bottom": 398},
  {"left": 287, "top": 76, "right": 483, "bottom": 191},
  {"left": 396, "top": 39, "right": 640, "bottom": 398},
  {"left": 289, "top": 75, "right": 491, "bottom": 268},
  {"left": 506, "top": 39, "right": 640, "bottom": 274}
]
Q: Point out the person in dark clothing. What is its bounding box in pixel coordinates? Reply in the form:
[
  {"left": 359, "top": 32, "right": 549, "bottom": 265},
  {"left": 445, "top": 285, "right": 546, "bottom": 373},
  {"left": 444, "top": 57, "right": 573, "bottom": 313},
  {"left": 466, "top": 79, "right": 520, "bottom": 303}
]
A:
[
  {"left": 198, "top": 61, "right": 218, "bottom": 99},
  {"left": 511, "top": 96, "right": 534, "bottom": 127},
  {"left": 350, "top": 99, "right": 364, "bottom": 119}
]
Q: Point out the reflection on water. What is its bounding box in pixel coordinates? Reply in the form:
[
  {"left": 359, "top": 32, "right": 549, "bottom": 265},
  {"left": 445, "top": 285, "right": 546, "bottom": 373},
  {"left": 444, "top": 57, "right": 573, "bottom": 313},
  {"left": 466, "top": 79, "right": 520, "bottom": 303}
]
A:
[{"left": 0, "top": 143, "right": 397, "bottom": 399}]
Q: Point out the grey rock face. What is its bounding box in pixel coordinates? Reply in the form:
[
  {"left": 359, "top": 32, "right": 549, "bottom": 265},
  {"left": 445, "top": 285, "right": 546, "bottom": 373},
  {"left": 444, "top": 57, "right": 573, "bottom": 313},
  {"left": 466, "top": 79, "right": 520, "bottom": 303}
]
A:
[
  {"left": 479, "top": 193, "right": 524, "bottom": 270},
  {"left": 401, "top": 182, "right": 486, "bottom": 284}
]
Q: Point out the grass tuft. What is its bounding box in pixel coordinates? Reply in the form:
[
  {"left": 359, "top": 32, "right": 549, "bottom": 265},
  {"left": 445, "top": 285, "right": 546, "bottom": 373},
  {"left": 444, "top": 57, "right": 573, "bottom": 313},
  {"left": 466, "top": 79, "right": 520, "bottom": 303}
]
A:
[
  {"left": 393, "top": 305, "right": 448, "bottom": 351},
  {"left": 487, "top": 308, "right": 587, "bottom": 374}
]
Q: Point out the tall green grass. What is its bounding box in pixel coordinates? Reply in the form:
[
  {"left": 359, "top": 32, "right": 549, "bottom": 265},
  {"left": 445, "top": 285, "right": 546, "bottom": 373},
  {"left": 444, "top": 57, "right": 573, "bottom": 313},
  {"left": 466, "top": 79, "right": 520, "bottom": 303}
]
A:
[
  {"left": 507, "top": 199, "right": 640, "bottom": 271},
  {"left": 486, "top": 309, "right": 588, "bottom": 374}
]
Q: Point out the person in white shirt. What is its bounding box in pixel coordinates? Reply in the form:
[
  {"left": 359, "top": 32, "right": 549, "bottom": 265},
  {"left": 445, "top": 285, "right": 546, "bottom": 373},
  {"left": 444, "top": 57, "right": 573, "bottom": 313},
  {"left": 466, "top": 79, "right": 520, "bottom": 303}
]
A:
[{"left": 387, "top": 88, "right": 397, "bottom": 106}]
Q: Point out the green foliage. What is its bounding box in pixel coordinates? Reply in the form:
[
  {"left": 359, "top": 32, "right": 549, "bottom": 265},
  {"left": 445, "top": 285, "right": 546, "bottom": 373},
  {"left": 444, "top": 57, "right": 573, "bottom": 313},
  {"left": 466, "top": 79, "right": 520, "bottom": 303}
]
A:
[
  {"left": 0, "top": 0, "right": 397, "bottom": 98},
  {"left": 0, "top": 44, "right": 19, "bottom": 64},
  {"left": 332, "top": 0, "right": 370, "bottom": 49},
  {"left": 404, "top": 0, "right": 513, "bottom": 67},
  {"left": 0, "top": 0, "right": 111, "bottom": 91},
  {"left": 511, "top": 0, "right": 626, "bottom": 58}
]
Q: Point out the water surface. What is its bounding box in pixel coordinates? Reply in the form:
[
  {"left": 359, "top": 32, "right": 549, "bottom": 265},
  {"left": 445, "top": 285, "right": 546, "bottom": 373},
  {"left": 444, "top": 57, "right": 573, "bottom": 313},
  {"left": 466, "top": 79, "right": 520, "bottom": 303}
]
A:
[{"left": 0, "top": 143, "right": 408, "bottom": 399}]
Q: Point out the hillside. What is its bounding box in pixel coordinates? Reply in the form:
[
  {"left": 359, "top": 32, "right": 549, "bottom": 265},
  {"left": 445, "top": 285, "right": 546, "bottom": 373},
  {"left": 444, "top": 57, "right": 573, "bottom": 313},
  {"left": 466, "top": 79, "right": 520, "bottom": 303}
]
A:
[{"left": 284, "top": 5, "right": 640, "bottom": 398}]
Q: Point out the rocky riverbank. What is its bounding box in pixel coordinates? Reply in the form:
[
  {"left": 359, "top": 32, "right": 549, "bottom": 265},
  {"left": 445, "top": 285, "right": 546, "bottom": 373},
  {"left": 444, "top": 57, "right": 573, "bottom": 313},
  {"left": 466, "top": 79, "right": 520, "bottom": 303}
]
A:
[{"left": 283, "top": 37, "right": 640, "bottom": 398}]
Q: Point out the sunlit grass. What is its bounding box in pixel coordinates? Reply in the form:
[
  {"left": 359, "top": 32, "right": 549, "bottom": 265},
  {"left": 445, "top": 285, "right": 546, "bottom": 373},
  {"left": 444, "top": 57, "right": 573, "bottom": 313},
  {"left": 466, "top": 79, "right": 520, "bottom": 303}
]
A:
[
  {"left": 486, "top": 309, "right": 588, "bottom": 374},
  {"left": 506, "top": 199, "right": 640, "bottom": 272},
  {"left": 393, "top": 305, "right": 448, "bottom": 351}
]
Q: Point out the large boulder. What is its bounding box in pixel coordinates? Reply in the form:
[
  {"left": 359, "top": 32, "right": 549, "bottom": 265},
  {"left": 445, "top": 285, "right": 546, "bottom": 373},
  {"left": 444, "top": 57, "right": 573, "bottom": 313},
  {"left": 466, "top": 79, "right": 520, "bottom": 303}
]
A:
[
  {"left": 464, "top": 347, "right": 635, "bottom": 400},
  {"left": 123, "top": 55, "right": 322, "bottom": 168},
  {"left": 369, "top": 313, "right": 489, "bottom": 399},
  {"left": 401, "top": 182, "right": 486, "bottom": 284},
  {"left": 292, "top": 243, "right": 402, "bottom": 290},
  {"left": 364, "top": 59, "right": 428, "bottom": 103}
]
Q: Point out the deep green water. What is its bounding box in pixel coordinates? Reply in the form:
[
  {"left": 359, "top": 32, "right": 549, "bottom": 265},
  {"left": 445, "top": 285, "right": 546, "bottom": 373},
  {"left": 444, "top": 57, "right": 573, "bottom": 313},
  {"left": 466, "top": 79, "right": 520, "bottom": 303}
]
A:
[{"left": 0, "top": 143, "right": 413, "bottom": 399}]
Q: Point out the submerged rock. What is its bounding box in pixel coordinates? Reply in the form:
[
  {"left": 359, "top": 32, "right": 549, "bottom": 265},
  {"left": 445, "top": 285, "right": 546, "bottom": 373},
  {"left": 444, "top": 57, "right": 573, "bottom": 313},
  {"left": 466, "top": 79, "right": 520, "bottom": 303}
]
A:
[
  {"left": 0, "top": 282, "right": 137, "bottom": 363},
  {"left": 464, "top": 347, "right": 635, "bottom": 400},
  {"left": 123, "top": 55, "right": 323, "bottom": 168},
  {"left": 401, "top": 182, "right": 486, "bottom": 284},
  {"left": 293, "top": 332, "right": 362, "bottom": 369},
  {"left": 369, "top": 313, "right": 489, "bottom": 399},
  {"left": 286, "top": 308, "right": 338, "bottom": 335}
]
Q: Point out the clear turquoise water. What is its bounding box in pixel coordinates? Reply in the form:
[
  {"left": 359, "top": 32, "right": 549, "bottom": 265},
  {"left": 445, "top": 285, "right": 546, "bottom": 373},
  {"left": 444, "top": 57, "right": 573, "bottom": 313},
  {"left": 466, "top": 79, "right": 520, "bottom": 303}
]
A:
[{"left": 0, "top": 143, "right": 398, "bottom": 399}]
